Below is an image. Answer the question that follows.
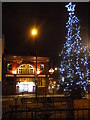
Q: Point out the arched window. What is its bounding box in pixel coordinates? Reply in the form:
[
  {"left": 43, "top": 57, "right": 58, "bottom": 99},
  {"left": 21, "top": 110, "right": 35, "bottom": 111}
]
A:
[{"left": 17, "top": 64, "right": 34, "bottom": 74}]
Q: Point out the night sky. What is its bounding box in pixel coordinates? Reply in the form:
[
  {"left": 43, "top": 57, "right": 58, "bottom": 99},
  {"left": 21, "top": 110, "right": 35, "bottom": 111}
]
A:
[{"left": 2, "top": 2, "right": 88, "bottom": 67}]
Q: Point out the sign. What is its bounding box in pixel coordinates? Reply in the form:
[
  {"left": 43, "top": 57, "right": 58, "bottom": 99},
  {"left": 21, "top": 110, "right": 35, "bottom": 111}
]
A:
[{"left": 49, "top": 68, "right": 54, "bottom": 74}]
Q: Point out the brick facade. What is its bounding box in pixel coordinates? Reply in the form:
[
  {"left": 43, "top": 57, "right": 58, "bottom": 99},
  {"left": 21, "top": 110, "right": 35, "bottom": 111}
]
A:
[{"left": 2, "top": 55, "right": 49, "bottom": 95}]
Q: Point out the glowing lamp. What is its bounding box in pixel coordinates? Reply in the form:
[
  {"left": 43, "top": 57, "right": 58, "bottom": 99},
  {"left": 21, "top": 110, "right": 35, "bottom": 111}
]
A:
[
  {"left": 31, "top": 29, "right": 37, "bottom": 36},
  {"left": 49, "top": 68, "right": 54, "bottom": 74},
  {"left": 55, "top": 67, "right": 57, "bottom": 70},
  {"left": 12, "top": 70, "right": 16, "bottom": 74},
  {"left": 53, "top": 81, "right": 56, "bottom": 84},
  {"left": 88, "top": 80, "right": 90, "bottom": 83},
  {"left": 37, "top": 70, "right": 40, "bottom": 74}
]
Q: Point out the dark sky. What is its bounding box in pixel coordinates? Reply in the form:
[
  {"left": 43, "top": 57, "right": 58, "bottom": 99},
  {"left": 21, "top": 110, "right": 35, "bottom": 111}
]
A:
[{"left": 2, "top": 2, "right": 88, "bottom": 67}]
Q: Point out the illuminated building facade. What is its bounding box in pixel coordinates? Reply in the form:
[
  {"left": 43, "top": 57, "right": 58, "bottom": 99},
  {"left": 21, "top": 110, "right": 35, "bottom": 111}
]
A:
[{"left": 2, "top": 55, "right": 49, "bottom": 95}]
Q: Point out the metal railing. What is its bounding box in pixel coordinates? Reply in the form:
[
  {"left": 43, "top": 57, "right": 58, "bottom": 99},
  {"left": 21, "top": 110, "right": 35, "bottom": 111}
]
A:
[
  {"left": 2, "top": 96, "right": 90, "bottom": 119},
  {"left": 2, "top": 107, "right": 90, "bottom": 120}
]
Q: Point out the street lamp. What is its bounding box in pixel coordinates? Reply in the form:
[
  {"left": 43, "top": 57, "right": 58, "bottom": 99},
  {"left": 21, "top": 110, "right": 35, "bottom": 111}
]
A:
[
  {"left": 31, "top": 28, "right": 38, "bottom": 98},
  {"left": 31, "top": 29, "right": 37, "bottom": 36}
]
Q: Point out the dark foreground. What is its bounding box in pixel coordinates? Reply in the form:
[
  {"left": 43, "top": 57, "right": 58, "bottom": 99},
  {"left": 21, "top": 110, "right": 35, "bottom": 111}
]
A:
[{"left": 1, "top": 95, "right": 90, "bottom": 120}]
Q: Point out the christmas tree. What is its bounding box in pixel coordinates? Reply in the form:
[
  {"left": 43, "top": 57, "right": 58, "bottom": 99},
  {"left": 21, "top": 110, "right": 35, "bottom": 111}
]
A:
[{"left": 59, "top": 2, "right": 89, "bottom": 98}]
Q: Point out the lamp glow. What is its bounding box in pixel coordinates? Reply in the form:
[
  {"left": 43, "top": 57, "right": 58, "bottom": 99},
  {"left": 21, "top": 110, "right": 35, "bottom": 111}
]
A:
[
  {"left": 31, "top": 29, "right": 37, "bottom": 36},
  {"left": 12, "top": 70, "right": 16, "bottom": 74},
  {"left": 55, "top": 67, "right": 57, "bottom": 70},
  {"left": 37, "top": 70, "right": 40, "bottom": 74}
]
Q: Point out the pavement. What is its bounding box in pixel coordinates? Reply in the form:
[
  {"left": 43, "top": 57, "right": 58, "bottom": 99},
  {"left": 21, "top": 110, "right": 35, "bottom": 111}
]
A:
[
  {"left": 1, "top": 94, "right": 90, "bottom": 119},
  {"left": 1, "top": 93, "right": 90, "bottom": 102},
  {"left": 1, "top": 94, "right": 65, "bottom": 98}
]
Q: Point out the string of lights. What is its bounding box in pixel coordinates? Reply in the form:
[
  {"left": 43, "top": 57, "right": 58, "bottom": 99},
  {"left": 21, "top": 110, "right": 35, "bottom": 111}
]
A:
[{"left": 59, "top": 2, "right": 89, "bottom": 94}]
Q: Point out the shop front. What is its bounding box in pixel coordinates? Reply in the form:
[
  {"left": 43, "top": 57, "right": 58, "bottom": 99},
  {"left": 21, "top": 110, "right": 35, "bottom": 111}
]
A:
[
  {"left": 16, "top": 79, "right": 35, "bottom": 93},
  {"left": 2, "top": 55, "right": 49, "bottom": 95}
]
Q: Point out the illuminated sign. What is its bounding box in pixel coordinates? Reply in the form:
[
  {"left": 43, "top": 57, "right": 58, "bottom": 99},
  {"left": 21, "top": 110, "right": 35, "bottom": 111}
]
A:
[{"left": 49, "top": 68, "right": 54, "bottom": 74}]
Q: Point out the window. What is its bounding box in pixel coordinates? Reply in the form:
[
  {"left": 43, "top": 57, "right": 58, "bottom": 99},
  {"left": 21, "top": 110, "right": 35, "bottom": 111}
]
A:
[
  {"left": 16, "top": 82, "right": 35, "bottom": 93},
  {"left": 18, "top": 64, "right": 34, "bottom": 74},
  {"left": 7, "top": 64, "right": 12, "bottom": 71},
  {"left": 40, "top": 64, "right": 44, "bottom": 71},
  {"left": 42, "top": 79, "right": 45, "bottom": 86}
]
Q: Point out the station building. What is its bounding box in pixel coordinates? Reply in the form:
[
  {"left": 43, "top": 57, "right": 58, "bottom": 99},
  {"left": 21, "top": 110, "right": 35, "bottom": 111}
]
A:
[{"left": 2, "top": 55, "right": 49, "bottom": 95}]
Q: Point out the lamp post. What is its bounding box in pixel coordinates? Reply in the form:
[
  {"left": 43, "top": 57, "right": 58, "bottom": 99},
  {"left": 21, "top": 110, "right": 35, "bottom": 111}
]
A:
[
  {"left": 49, "top": 67, "right": 54, "bottom": 92},
  {"left": 31, "top": 28, "right": 38, "bottom": 98},
  {"left": 49, "top": 67, "right": 55, "bottom": 107}
]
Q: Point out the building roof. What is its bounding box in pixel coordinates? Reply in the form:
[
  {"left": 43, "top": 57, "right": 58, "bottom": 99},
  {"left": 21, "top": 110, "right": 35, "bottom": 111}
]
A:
[{"left": 3, "top": 55, "right": 49, "bottom": 63}]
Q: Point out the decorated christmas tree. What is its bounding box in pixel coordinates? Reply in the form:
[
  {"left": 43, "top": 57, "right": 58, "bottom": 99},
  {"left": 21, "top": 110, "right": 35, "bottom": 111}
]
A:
[{"left": 59, "top": 2, "right": 89, "bottom": 98}]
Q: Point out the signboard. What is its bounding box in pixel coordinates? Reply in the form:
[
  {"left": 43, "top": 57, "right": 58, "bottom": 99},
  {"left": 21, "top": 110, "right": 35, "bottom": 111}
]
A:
[{"left": 49, "top": 68, "right": 54, "bottom": 74}]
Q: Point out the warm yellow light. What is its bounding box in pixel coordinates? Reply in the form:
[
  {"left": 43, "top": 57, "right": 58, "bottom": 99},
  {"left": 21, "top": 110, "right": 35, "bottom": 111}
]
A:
[
  {"left": 12, "top": 70, "right": 16, "bottom": 74},
  {"left": 37, "top": 70, "right": 40, "bottom": 74},
  {"left": 88, "top": 80, "right": 90, "bottom": 83},
  {"left": 53, "top": 81, "right": 56, "bottom": 84},
  {"left": 55, "top": 67, "right": 57, "bottom": 70},
  {"left": 31, "top": 29, "right": 37, "bottom": 36}
]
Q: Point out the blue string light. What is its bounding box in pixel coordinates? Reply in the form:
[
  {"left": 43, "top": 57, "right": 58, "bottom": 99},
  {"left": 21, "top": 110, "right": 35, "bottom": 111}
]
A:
[{"left": 59, "top": 2, "right": 89, "bottom": 93}]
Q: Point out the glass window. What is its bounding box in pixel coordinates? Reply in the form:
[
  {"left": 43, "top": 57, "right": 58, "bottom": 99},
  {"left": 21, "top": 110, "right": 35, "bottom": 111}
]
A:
[
  {"left": 18, "top": 64, "right": 34, "bottom": 74},
  {"left": 42, "top": 79, "right": 45, "bottom": 86},
  {"left": 7, "top": 64, "right": 12, "bottom": 70},
  {"left": 16, "top": 82, "right": 35, "bottom": 93},
  {"left": 40, "top": 64, "right": 44, "bottom": 71}
]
